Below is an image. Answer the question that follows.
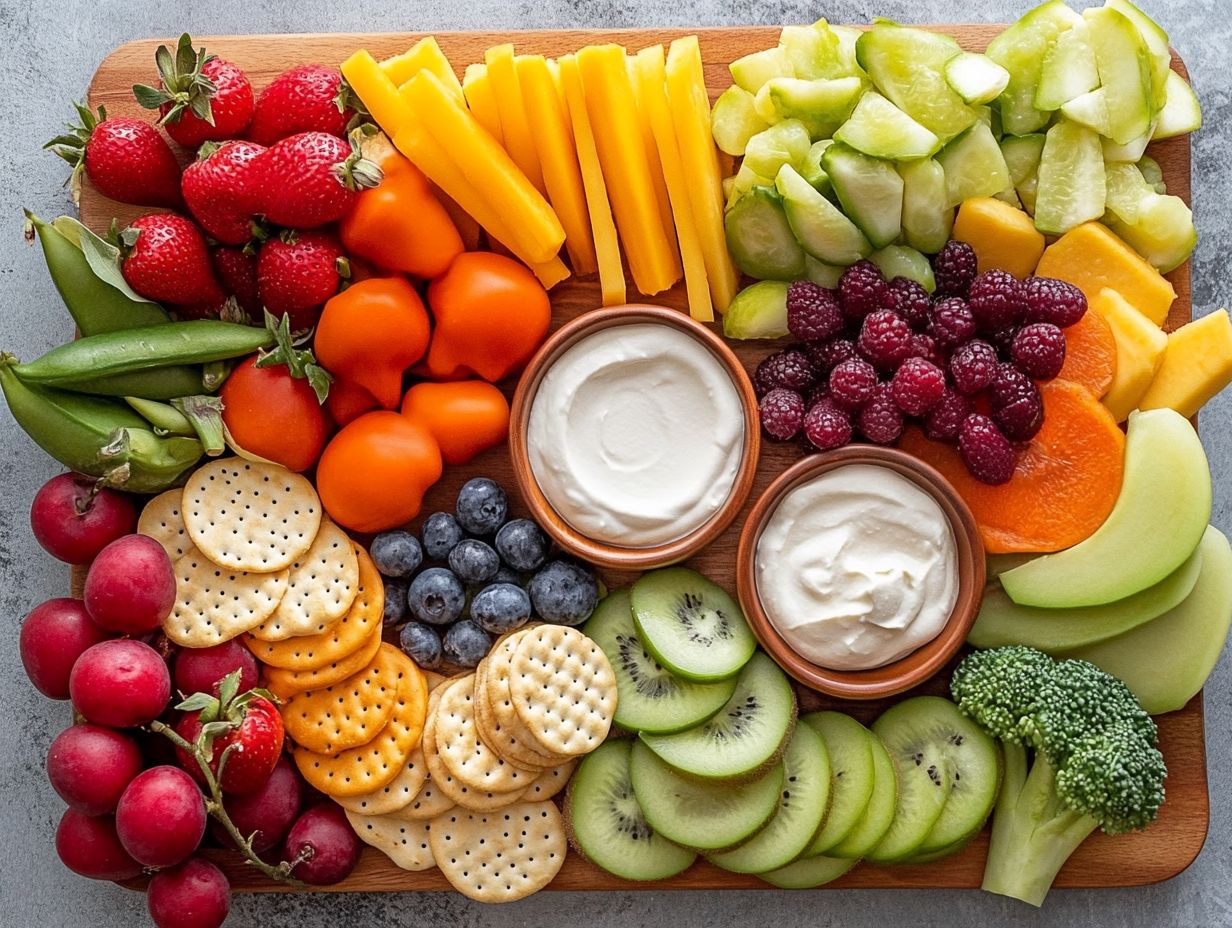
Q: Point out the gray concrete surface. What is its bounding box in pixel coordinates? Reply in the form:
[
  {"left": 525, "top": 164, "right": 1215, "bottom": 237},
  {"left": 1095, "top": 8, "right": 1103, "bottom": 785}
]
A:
[{"left": 1, "top": 1, "right": 1230, "bottom": 926}]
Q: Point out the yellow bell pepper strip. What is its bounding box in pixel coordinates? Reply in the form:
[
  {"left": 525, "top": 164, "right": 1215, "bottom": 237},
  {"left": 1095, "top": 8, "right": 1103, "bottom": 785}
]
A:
[
  {"left": 483, "top": 45, "right": 547, "bottom": 195},
  {"left": 430, "top": 182, "right": 482, "bottom": 251},
  {"left": 665, "top": 36, "right": 740, "bottom": 313},
  {"left": 462, "top": 63, "right": 505, "bottom": 147},
  {"left": 517, "top": 54, "right": 597, "bottom": 275},
  {"left": 557, "top": 54, "right": 625, "bottom": 306},
  {"left": 627, "top": 55, "right": 681, "bottom": 275},
  {"left": 577, "top": 44, "right": 681, "bottom": 296},
  {"left": 380, "top": 37, "right": 464, "bottom": 104},
  {"left": 341, "top": 50, "right": 413, "bottom": 135},
  {"left": 634, "top": 45, "right": 713, "bottom": 321}
]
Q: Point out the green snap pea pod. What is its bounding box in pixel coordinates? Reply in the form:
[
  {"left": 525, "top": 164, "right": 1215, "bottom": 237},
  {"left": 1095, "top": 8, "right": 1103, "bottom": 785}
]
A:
[
  {"left": 170, "top": 395, "right": 225, "bottom": 457},
  {"left": 96, "top": 428, "right": 204, "bottom": 492},
  {"left": 52, "top": 364, "right": 208, "bottom": 400},
  {"left": 125, "top": 397, "right": 195, "bottom": 435},
  {"left": 13, "top": 320, "right": 275, "bottom": 386},
  {"left": 24, "top": 211, "right": 169, "bottom": 335}
]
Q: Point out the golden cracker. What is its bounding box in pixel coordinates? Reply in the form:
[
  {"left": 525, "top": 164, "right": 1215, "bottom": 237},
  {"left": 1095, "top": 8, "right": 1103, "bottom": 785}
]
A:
[
  {"left": 137, "top": 489, "right": 191, "bottom": 561},
  {"left": 282, "top": 643, "right": 403, "bottom": 754},
  {"left": 264, "top": 623, "right": 383, "bottom": 698},
  {"left": 429, "top": 801, "right": 566, "bottom": 902},
  {"left": 333, "top": 744, "right": 429, "bottom": 816},
  {"left": 163, "top": 549, "right": 288, "bottom": 648}
]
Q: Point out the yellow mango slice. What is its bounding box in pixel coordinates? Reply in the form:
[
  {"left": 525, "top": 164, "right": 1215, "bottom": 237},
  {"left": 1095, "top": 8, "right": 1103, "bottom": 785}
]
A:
[
  {"left": 627, "top": 55, "right": 681, "bottom": 277},
  {"left": 1092, "top": 288, "right": 1168, "bottom": 422},
  {"left": 952, "top": 197, "right": 1045, "bottom": 280},
  {"left": 577, "top": 44, "right": 680, "bottom": 296},
  {"left": 381, "top": 37, "right": 464, "bottom": 104},
  {"left": 1139, "top": 309, "right": 1232, "bottom": 418},
  {"left": 400, "top": 71, "right": 564, "bottom": 264},
  {"left": 1035, "top": 222, "right": 1176, "bottom": 326},
  {"left": 634, "top": 45, "right": 713, "bottom": 322},
  {"left": 484, "top": 45, "right": 546, "bottom": 195},
  {"left": 665, "top": 36, "right": 740, "bottom": 313},
  {"left": 462, "top": 64, "right": 504, "bottom": 147},
  {"left": 341, "top": 50, "right": 412, "bottom": 135},
  {"left": 517, "top": 55, "right": 597, "bottom": 275},
  {"left": 558, "top": 55, "right": 625, "bottom": 307}
]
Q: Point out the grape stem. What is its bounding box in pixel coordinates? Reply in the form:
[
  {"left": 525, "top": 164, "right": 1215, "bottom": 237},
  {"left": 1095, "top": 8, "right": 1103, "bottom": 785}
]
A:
[{"left": 151, "top": 721, "right": 310, "bottom": 888}]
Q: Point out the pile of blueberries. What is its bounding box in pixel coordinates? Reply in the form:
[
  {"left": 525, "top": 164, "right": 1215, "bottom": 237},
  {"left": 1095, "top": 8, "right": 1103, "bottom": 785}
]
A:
[{"left": 373, "top": 477, "right": 601, "bottom": 669}]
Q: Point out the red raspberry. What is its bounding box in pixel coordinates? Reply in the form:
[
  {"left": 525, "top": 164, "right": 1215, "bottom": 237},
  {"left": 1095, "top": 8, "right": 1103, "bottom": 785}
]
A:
[
  {"left": 759, "top": 388, "right": 806, "bottom": 441},
  {"left": 959, "top": 414, "right": 1017, "bottom": 485},
  {"left": 886, "top": 277, "right": 932, "bottom": 329},
  {"left": 1021, "top": 276, "right": 1087, "bottom": 328},
  {"left": 968, "top": 270, "right": 1024, "bottom": 332},
  {"left": 838, "top": 260, "right": 888, "bottom": 321},
  {"left": 753, "top": 349, "right": 817, "bottom": 396},
  {"left": 908, "top": 332, "right": 945, "bottom": 367},
  {"left": 828, "top": 358, "right": 879, "bottom": 410},
  {"left": 805, "top": 380, "right": 831, "bottom": 409},
  {"left": 857, "top": 310, "right": 913, "bottom": 371},
  {"left": 803, "top": 397, "right": 853, "bottom": 451},
  {"left": 787, "top": 281, "right": 845, "bottom": 342},
  {"left": 858, "top": 383, "right": 905, "bottom": 444},
  {"left": 933, "top": 241, "right": 978, "bottom": 297},
  {"left": 805, "top": 337, "right": 857, "bottom": 375},
  {"left": 891, "top": 357, "right": 946, "bottom": 417},
  {"left": 987, "top": 326, "right": 1019, "bottom": 358},
  {"left": 1011, "top": 323, "right": 1067, "bottom": 380},
  {"left": 989, "top": 362, "right": 1037, "bottom": 409},
  {"left": 949, "top": 340, "right": 999, "bottom": 395},
  {"left": 925, "top": 388, "right": 974, "bottom": 442},
  {"left": 927, "top": 298, "right": 977, "bottom": 349},
  {"left": 993, "top": 392, "right": 1045, "bottom": 442}
]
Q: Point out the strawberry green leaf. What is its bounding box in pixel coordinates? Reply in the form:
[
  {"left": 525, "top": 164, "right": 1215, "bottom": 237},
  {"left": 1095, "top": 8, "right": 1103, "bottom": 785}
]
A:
[
  {"left": 50, "top": 216, "right": 158, "bottom": 304},
  {"left": 176, "top": 692, "right": 219, "bottom": 713}
]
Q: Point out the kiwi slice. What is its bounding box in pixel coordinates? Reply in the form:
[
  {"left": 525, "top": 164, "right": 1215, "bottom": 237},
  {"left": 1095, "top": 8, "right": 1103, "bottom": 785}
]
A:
[
  {"left": 802, "top": 712, "right": 876, "bottom": 855},
  {"left": 631, "top": 567, "right": 757, "bottom": 682},
  {"left": 629, "top": 739, "right": 784, "bottom": 852},
  {"left": 585, "top": 588, "right": 738, "bottom": 734},
  {"left": 565, "top": 740, "right": 697, "bottom": 881},
  {"left": 707, "top": 721, "right": 831, "bottom": 873},
  {"left": 828, "top": 732, "right": 898, "bottom": 859},
  {"left": 758, "top": 854, "right": 858, "bottom": 889},
  {"left": 901, "top": 831, "right": 979, "bottom": 865},
  {"left": 639, "top": 652, "right": 796, "bottom": 781}
]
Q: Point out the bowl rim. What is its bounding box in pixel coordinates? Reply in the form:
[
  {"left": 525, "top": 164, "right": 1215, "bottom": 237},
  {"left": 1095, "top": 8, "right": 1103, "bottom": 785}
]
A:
[
  {"left": 509, "top": 304, "right": 761, "bottom": 571},
  {"left": 735, "top": 445, "right": 985, "bottom": 699}
]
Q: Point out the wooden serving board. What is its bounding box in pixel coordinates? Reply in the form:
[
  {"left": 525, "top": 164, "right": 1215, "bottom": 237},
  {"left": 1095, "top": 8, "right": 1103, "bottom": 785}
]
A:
[{"left": 80, "top": 27, "right": 1204, "bottom": 894}]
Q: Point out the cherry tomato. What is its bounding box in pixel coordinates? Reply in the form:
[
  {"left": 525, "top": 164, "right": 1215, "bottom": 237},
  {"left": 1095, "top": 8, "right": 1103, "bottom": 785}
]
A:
[{"left": 220, "top": 357, "right": 330, "bottom": 472}]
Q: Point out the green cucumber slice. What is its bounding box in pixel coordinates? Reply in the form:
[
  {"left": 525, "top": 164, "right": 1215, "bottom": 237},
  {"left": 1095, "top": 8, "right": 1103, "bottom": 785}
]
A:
[
  {"left": 731, "top": 163, "right": 774, "bottom": 197},
  {"left": 1084, "top": 6, "right": 1154, "bottom": 145},
  {"left": 1153, "top": 70, "right": 1202, "bottom": 139},
  {"left": 1105, "top": 0, "right": 1172, "bottom": 113},
  {"left": 743, "top": 119, "right": 812, "bottom": 179},
  {"left": 758, "top": 855, "right": 857, "bottom": 889},
  {"left": 779, "top": 21, "right": 843, "bottom": 80},
  {"left": 944, "top": 52, "right": 1010, "bottom": 106},
  {"left": 1033, "top": 119, "right": 1106, "bottom": 235},
  {"left": 723, "top": 280, "right": 791, "bottom": 340},
  {"left": 828, "top": 734, "right": 898, "bottom": 859},
  {"left": 1103, "top": 124, "right": 1156, "bottom": 162},
  {"left": 730, "top": 46, "right": 793, "bottom": 94},
  {"left": 822, "top": 142, "right": 904, "bottom": 249},
  {"left": 1108, "top": 192, "right": 1196, "bottom": 273},
  {"left": 832, "top": 91, "right": 941, "bottom": 160},
  {"left": 1060, "top": 87, "right": 1111, "bottom": 135},
  {"left": 799, "top": 139, "right": 833, "bottom": 194},
  {"left": 1138, "top": 155, "right": 1166, "bottom": 193},
  {"left": 802, "top": 712, "right": 876, "bottom": 855},
  {"left": 804, "top": 255, "right": 844, "bottom": 288},
  {"left": 775, "top": 164, "right": 871, "bottom": 266},
  {"left": 1104, "top": 161, "right": 1154, "bottom": 222},
  {"left": 986, "top": 0, "right": 1082, "bottom": 135},
  {"left": 935, "top": 122, "right": 1011, "bottom": 209},
  {"left": 724, "top": 186, "right": 807, "bottom": 281},
  {"left": 869, "top": 245, "right": 936, "bottom": 292},
  {"left": 752, "top": 76, "right": 864, "bottom": 138},
  {"left": 1000, "top": 133, "right": 1045, "bottom": 215},
  {"left": 1035, "top": 21, "right": 1099, "bottom": 111},
  {"left": 899, "top": 158, "right": 955, "bottom": 254},
  {"left": 831, "top": 26, "right": 865, "bottom": 77},
  {"left": 711, "top": 85, "right": 769, "bottom": 156}
]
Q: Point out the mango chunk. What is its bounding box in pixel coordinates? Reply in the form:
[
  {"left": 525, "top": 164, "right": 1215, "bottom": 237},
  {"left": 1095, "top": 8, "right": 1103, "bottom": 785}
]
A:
[
  {"left": 462, "top": 64, "right": 504, "bottom": 148},
  {"left": 952, "top": 196, "right": 1045, "bottom": 279},
  {"left": 341, "top": 50, "right": 413, "bottom": 135},
  {"left": 1139, "top": 309, "right": 1232, "bottom": 418},
  {"left": 484, "top": 45, "right": 546, "bottom": 196},
  {"left": 1035, "top": 221, "right": 1176, "bottom": 325},
  {"left": 382, "top": 38, "right": 464, "bottom": 104},
  {"left": 1092, "top": 288, "right": 1168, "bottom": 421}
]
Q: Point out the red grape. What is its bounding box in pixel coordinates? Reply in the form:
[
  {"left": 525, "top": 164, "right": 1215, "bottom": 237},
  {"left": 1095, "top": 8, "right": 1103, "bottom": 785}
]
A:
[
  {"left": 47, "top": 723, "right": 144, "bottom": 815},
  {"left": 19, "top": 597, "right": 110, "bottom": 699},
  {"left": 212, "top": 755, "right": 303, "bottom": 853},
  {"left": 174, "top": 640, "right": 258, "bottom": 697},
  {"left": 70, "top": 638, "right": 171, "bottom": 727},
  {"left": 30, "top": 473, "right": 137, "bottom": 565},
  {"left": 116, "top": 766, "right": 207, "bottom": 868},
  {"left": 83, "top": 534, "right": 176, "bottom": 634},
  {"left": 55, "top": 809, "right": 143, "bottom": 880},
  {"left": 147, "top": 857, "right": 231, "bottom": 928},
  {"left": 284, "top": 803, "right": 361, "bottom": 885}
]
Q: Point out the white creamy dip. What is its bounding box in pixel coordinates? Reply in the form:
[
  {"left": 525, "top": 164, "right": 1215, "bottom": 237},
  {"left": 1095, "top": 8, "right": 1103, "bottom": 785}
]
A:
[
  {"left": 527, "top": 323, "right": 745, "bottom": 548},
  {"left": 755, "top": 464, "right": 959, "bottom": 671}
]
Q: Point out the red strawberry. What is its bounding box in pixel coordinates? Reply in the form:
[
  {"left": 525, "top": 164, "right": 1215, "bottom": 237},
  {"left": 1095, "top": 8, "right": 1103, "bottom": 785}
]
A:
[
  {"left": 119, "top": 213, "right": 226, "bottom": 308},
  {"left": 181, "top": 139, "right": 264, "bottom": 245},
  {"left": 172, "top": 672, "right": 284, "bottom": 796},
  {"left": 252, "top": 130, "right": 382, "bottom": 229},
  {"left": 257, "top": 230, "right": 347, "bottom": 331},
  {"left": 248, "top": 64, "right": 352, "bottom": 146},
  {"left": 45, "top": 103, "right": 182, "bottom": 207},
  {"left": 134, "top": 33, "right": 254, "bottom": 149},
  {"left": 211, "top": 246, "right": 262, "bottom": 319}
]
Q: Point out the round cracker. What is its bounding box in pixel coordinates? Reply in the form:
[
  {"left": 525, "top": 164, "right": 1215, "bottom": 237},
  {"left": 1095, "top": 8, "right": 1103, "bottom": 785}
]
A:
[
  {"left": 282, "top": 643, "right": 403, "bottom": 754},
  {"left": 422, "top": 693, "right": 525, "bottom": 812},
  {"left": 163, "top": 549, "right": 289, "bottom": 648},
  {"left": 247, "top": 520, "right": 359, "bottom": 641},
  {"left": 392, "top": 776, "right": 456, "bottom": 822},
  {"left": 182, "top": 458, "right": 321, "bottom": 573},
  {"left": 509, "top": 625, "right": 616, "bottom": 758},
  {"left": 138, "top": 489, "right": 191, "bottom": 560},
  {"left": 430, "top": 801, "right": 566, "bottom": 902},
  {"left": 343, "top": 809, "right": 435, "bottom": 871},
  {"left": 334, "top": 744, "right": 429, "bottom": 816},
  {"left": 264, "top": 623, "right": 383, "bottom": 698},
  {"left": 434, "top": 676, "right": 538, "bottom": 794},
  {"left": 481, "top": 632, "right": 566, "bottom": 769},
  {"left": 519, "top": 759, "right": 578, "bottom": 802}
]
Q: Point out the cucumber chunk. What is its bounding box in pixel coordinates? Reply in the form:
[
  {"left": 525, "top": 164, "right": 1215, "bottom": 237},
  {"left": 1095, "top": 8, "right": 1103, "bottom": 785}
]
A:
[
  {"left": 822, "top": 142, "right": 904, "bottom": 249},
  {"left": 1035, "top": 21, "right": 1099, "bottom": 111},
  {"left": 899, "top": 158, "right": 955, "bottom": 254},
  {"left": 1060, "top": 87, "right": 1111, "bottom": 135},
  {"left": 1105, "top": 0, "right": 1172, "bottom": 112},
  {"left": 723, "top": 280, "right": 791, "bottom": 341},
  {"left": 869, "top": 245, "right": 936, "bottom": 292},
  {"left": 1138, "top": 155, "right": 1166, "bottom": 193},
  {"left": 935, "top": 122, "right": 1011, "bottom": 209},
  {"left": 804, "top": 255, "right": 845, "bottom": 288},
  {"left": 1084, "top": 6, "right": 1154, "bottom": 145},
  {"left": 730, "top": 46, "right": 792, "bottom": 94},
  {"left": 1102, "top": 124, "right": 1156, "bottom": 162},
  {"left": 1000, "top": 133, "right": 1045, "bottom": 215},
  {"left": 775, "top": 164, "right": 871, "bottom": 266},
  {"left": 944, "top": 52, "right": 1010, "bottom": 106},
  {"left": 725, "top": 187, "right": 807, "bottom": 281},
  {"left": 1103, "top": 163, "right": 1196, "bottom": 272},
  {"left": 986, "top": 0, "right": 1082, "bottom": 135},
  {"left": 779, "top": 21, "right": 844, "bottom": 80},
  {"left": 799, "top": 139, "right": 833, "bottom": 194},
  {"left": 833, "top": 91, "right": 941, "bottom": 160},
  {"left": 831, "top": 26, "right": 866, "bottom": 77},
  {"left": 743, "top": 119, "right": 812, "bottom": 179},
  {"left": 1153, "top": 70, "right": 1202, "bottom": 139},
  {"left": 711, "top": 85, "right": 769, "bottom": 156},
  {"left": 753, "top": 76, "right": 864, "bottom": 138},
  {"left": 1034, "top": 119, "right": 1106, "bottom": 235}
]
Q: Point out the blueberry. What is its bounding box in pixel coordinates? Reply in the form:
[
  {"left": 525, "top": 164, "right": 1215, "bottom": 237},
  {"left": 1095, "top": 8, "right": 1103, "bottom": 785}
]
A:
[
  {"left": 528, "top": 561, "right": 599, "bottom": 626},
  {"left": 421, "top": 512, "right": 464, "bottom": 560},
  {"left": 493, "top": 566, "right": 522, "bottom": 587},
  {"left": 494, "top": 518, "right": 549, "bottom": 572},
  {"left": 370, "top": 531, "right": 423, "bottom": 577},
  {"left": 456, "top": 477, "right": 507, "bottom": 536},
  {"left": 471, "top": 583, "right": 532, "bottom": 634},
  {"left": 448, "top": 538, "right": 501, "bottom": 585},
  {"left": 382, "top": 577, "right": 408, "bottom": 627},
  {"left": 442, "top": 619, "right": 492, "bottom": 668},
  {"left": 399, "top": 622, "right": 443, "bottom": 669},
  {"left": 406, "top": 567, "right": 466, "bottom": 626}
]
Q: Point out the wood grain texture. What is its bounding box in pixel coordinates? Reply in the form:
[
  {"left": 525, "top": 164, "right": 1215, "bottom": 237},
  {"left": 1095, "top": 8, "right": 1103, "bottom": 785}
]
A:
[{"left": 82, "top": 27, "right": 1204, "bottom": 895}]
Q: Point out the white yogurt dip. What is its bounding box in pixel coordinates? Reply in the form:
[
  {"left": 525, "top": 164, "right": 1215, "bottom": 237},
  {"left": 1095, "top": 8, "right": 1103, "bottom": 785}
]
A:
[
  {"left": 755, "top": 464, "right": 959, "bottom": 671},
  {"left": 527, "top": 322, "right": 745, "bottom": 548}
]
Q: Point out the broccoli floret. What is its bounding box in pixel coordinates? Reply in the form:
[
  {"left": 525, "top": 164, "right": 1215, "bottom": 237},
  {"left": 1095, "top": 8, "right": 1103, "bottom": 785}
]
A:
[{"left": 951, "top": 646, "right": 1167, "bottom": 907}]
